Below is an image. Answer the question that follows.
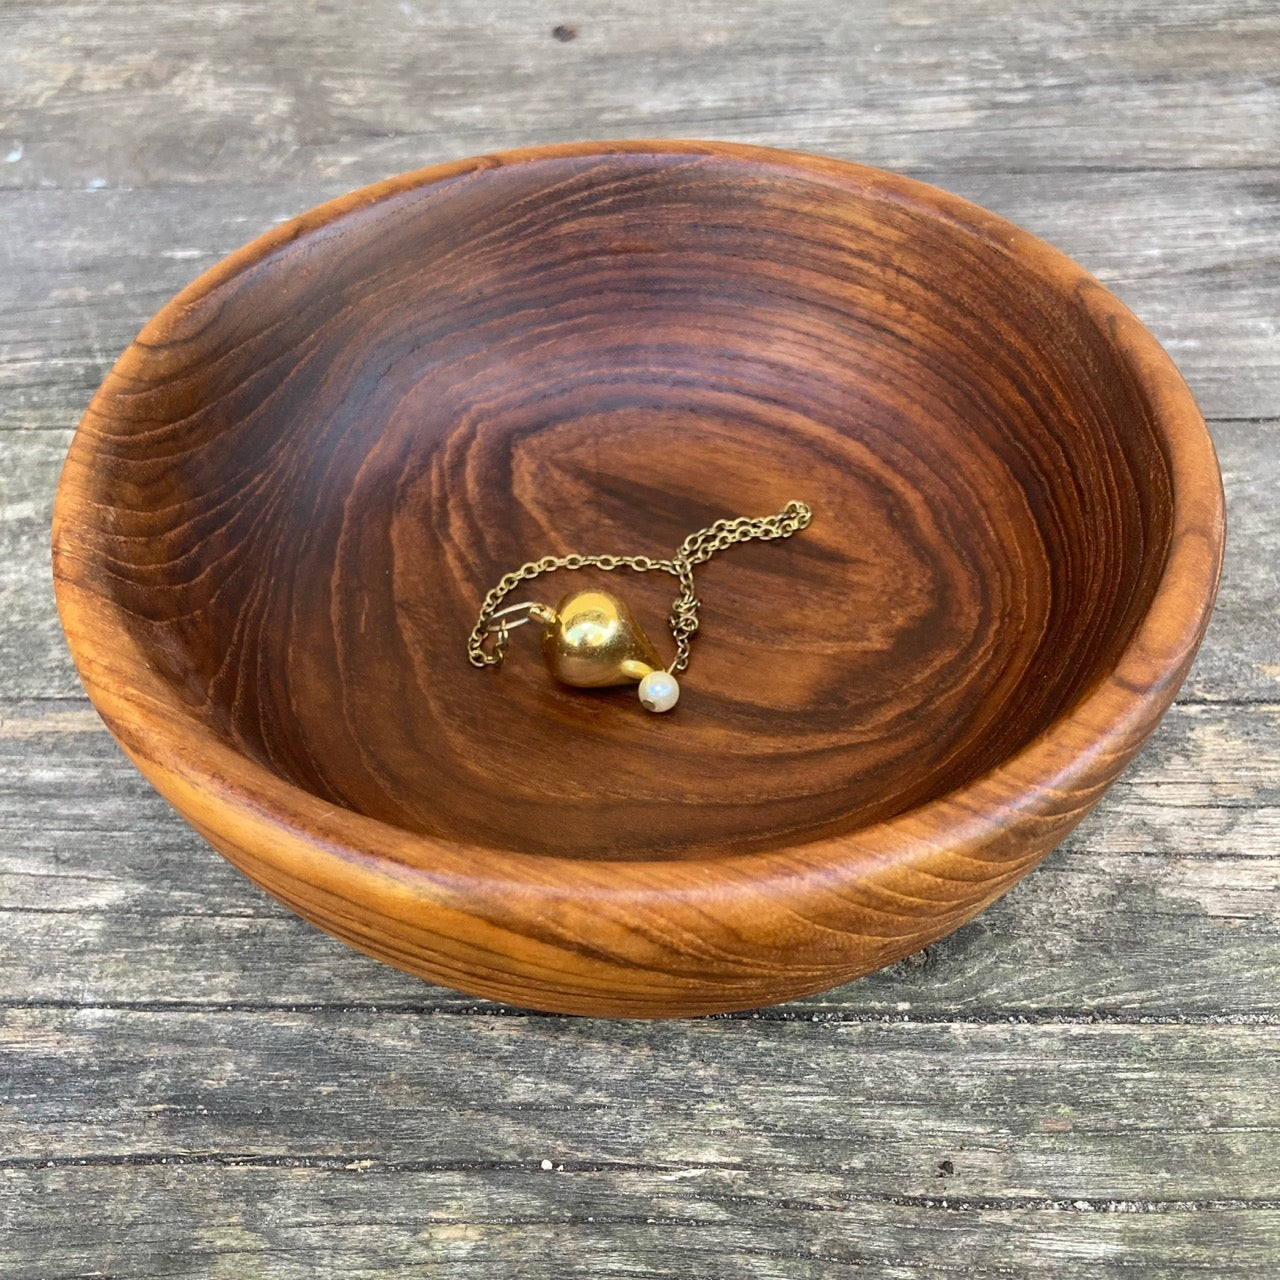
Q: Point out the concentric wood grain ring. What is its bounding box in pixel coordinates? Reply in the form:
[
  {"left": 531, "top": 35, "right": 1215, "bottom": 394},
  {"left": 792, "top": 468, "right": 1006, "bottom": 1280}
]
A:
[{"left": 53, "top": 141, "right": 1224, "bottom": 1015}]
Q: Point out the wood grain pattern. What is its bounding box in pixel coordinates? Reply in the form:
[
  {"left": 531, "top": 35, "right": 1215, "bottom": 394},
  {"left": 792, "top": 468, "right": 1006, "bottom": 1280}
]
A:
[
  {"left": 9, "top": 415, "right": 1278, "bottom": 707},
  {"left": 52, "top": 141, "right": 1224, "bottom": 1015}
]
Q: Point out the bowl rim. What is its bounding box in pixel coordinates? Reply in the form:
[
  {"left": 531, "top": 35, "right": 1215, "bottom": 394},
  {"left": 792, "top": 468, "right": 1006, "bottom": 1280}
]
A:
[{"left": 52, "top": 138, "right": 1225, "bottom": 919}]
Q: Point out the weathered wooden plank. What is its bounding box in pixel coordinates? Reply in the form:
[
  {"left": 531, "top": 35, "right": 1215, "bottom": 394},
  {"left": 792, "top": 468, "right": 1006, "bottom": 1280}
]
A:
[
  {"left": 3, "top": 1014, "right": 1278, "bottom": 1274},
  {"left": 0, "top": 431, "right": 76, "bottom": 699},
  {"left": 1, "top": 0, "right": 1276, "bottom": 195},
  {"left": 2, "top": 1165, "right": 1278, "bottom": 1279},
  {"left": 1, "top": 1012, "right": 1277, "bottom": 1201},
  {"left": 2, "top": 168, "right": 1277, "bottom": 425},
  {"left": 7, "top": 418, "right": 1277, "bottom": 703},
  {"left": 1, "top": 698, "right": 1276, "bottom": 1016},
  {"left": 1183, "top": 418, "right": 1280, "bottom": 705},
  {"left": 5, "top": 1172, "right": 1274, "bottom": 1280}
]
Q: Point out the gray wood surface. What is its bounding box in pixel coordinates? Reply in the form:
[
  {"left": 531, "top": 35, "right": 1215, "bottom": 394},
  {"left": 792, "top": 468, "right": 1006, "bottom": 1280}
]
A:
[{"left": 1, "top": 1, "right": 1277, "bottom": 1276}]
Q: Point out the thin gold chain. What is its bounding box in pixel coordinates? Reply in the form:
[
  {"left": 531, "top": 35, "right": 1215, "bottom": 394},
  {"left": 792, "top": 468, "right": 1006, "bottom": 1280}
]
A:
[{"left": 467, "top": 500, "right": 813, "bottom": 674}]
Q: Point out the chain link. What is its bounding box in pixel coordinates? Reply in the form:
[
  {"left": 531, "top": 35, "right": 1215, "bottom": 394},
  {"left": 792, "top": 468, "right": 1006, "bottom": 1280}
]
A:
[{"left": 467, "top": 500, "right": 812, "bottom": 674}]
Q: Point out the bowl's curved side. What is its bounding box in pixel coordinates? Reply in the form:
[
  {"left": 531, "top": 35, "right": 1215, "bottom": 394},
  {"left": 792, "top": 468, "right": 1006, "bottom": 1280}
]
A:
[
  {"left": 37, "top": 621, "right": 1119, "bottom": 1017},
  {"left": 42, "top": 577, "right": 1203, "bottom": 1018},
  {"left": 52, "top": 139, "right": 1225, "bottom": 1017}
]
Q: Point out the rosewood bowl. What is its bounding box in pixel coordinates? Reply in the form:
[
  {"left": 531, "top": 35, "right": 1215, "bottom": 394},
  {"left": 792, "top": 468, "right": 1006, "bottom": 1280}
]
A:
[{"left": 52, "top": 141, "right": 1224, "bottom": 1016}]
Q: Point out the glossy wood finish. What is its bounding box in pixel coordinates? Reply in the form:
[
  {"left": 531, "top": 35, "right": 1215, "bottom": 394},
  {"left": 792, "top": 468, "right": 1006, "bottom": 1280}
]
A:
[{"left": 52, "top": 140, "right": 1224, "bottom": 1016}]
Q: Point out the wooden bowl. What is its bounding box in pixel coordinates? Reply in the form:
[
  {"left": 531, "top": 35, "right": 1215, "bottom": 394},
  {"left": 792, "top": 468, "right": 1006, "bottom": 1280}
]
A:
[{"left": 53, "top": 141, "right": 1225, "bottom": 1017}]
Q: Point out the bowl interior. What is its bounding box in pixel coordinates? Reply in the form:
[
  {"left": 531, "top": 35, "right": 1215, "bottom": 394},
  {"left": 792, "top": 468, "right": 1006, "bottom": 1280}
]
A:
[{"left": 78, "top": 151, "right": 1173, "bottom": 860}]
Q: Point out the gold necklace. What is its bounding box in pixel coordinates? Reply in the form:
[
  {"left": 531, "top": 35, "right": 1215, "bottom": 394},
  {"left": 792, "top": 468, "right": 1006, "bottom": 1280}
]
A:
[{"left": 467, "top": 500, "right": 813, "bottom": 712}]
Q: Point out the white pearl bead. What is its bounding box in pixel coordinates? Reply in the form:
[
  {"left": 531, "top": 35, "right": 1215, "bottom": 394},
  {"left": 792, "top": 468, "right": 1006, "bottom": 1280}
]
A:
[{"left": 638, "top": 670, "right": 680, "bottom": 713}]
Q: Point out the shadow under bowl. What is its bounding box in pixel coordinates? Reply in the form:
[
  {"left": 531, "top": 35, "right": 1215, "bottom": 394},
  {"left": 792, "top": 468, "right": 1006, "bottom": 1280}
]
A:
[{"left": 53, "top": 141, "right": 1225, "bottom": 1016}]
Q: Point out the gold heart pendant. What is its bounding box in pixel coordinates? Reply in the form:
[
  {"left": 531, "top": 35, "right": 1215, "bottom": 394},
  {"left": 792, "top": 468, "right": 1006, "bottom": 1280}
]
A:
[{"left": 540, "top": 589, "right": 662, "bottom": 688}]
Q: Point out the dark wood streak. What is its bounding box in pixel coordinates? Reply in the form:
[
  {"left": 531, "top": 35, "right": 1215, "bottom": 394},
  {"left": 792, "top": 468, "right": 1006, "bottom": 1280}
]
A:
[{"left": 52, "top": 141, "right": 1224, "bottom": 1016}]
